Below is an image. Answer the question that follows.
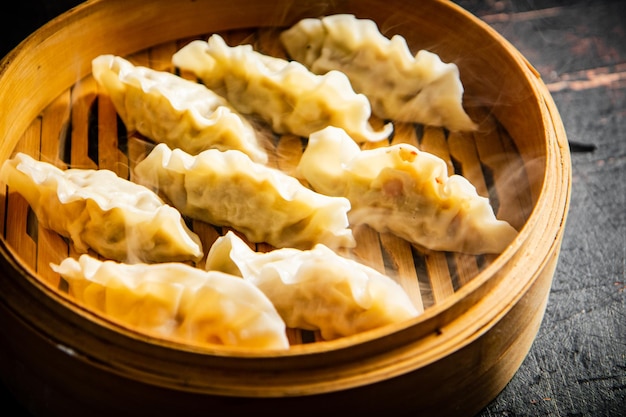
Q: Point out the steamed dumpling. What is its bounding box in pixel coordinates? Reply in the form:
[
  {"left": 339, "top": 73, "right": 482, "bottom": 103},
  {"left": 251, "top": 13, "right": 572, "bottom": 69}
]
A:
[
  {"left": 205, "top": 231, "right": 420, "bottom": 340},
  {"left": 92, "top": 54, "right": 268, "bottom": 163},
  {"left": 0, "top": 153, "right": 203, "bottom": 263},
  {"left": 172, "top": 34, "right": 393, "bottom": 143},
  {"left": 51, "top": 254, "right": 289, "bottom": 350},
  {"left": 133, "top": 143, "right": 356, "bottom": 250},
  {"left": 296, "top": 126, "right": 517, "bottom": 254},
  {"left": 281, "top": 14, "right": 476, "bottom": 131}
]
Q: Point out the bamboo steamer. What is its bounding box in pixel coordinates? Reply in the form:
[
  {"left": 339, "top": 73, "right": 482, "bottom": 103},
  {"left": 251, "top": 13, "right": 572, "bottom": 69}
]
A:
[{"left": 0, "top": 0, "right": 571, "bottom": 416}]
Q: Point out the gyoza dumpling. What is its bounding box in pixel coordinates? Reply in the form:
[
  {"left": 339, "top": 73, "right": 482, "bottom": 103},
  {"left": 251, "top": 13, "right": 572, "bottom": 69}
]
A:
[
  {"left": 91, "top": 54, "right": 268, "bottom": 163},
  {"left": 205, "top": 231, "right": 420, "bottom": 340},
  {"left": 171, "top": 34, "right": 393, "bottom": 143},
  {"left": 0, "top": 153, "right": 203, "bottom": 263},
  {"left": 280, "top": 14, "right": 476, "bottom": 131},
  {"left": 133, "top": 143, "right": 356, "bottom": 250},
  {"left": 51, "top": 254, "right": 289, "bottom": 350},
  {"left": 297, "top": 127, "right": 517, "bottom": 254}
]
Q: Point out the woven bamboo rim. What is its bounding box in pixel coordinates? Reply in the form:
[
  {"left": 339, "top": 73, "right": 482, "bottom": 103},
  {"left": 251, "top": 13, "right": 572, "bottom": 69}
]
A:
[{"left": 0, "top": 0, "right": 570, "bottom": 414}]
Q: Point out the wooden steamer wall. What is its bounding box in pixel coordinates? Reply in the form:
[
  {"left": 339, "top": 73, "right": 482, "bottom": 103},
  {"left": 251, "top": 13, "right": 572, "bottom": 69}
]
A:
[{"left": 0, "top": 1, "right": 571, "bottom": 416}]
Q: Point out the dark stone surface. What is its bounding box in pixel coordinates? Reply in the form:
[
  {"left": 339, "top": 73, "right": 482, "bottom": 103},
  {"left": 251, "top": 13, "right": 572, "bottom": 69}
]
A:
[
  {"left": 455, "top": 1, "right": 625, "bottom": 416},
  {"left": 1, "top": 1, "right": 624, "bottom": 416}
]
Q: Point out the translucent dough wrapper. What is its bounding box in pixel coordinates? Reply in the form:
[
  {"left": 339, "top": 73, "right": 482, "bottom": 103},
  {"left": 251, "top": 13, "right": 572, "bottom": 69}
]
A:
[
  {"left": 205, "top": 231, "right": 420, "bottom": 340},
  {"left": 134, "top": 143, "right": 356, "bottom": 250},
  {"left": 91, "top": 54, "right": 268, "bottom": 163},
  {"left": 51, "top": 254, "right": 289, "bottom": 350},
  {"left": 172, "top": 34, "right": 392, "bottom": 143},
  {"left": 297, "top": 127, "right": 518, "bottom": 254},
  {"left": 0, "top": 153, "right": 203, "bottom": 263},
  {"left": 280, "top": 14, "right": 476, "bottom": 131}
]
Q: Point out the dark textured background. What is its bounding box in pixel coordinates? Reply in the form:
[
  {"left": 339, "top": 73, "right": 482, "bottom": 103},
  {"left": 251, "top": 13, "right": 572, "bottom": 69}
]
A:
[
  {"left": 1, "top": 1, "right": 624, "bottom": 416},
  {"left": 454, "top": 2, "right": 626, "bottom": 416}
]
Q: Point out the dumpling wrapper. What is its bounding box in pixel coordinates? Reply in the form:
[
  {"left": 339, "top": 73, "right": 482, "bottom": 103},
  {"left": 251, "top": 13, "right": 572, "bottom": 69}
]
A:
[
  {"left": 205, "top": 231, "right": 420, "bottom": 341},
  {"left": 133, "top": 143, "right": 356, "bottom": 251},
  {"left": 0, "top": 153, "right": 203, "bottom": 263},
  {"left": 280, "top": 14, "right": 476, "bottom": 131},
  {"left": 296, "top": 126, "right": 518, "bottom": 254},
  {"left": 91, "top": 54, "right": 268, "bottom": 163},
  {"left": 172, "top": 34, "right": 393, "bottom": 143},
  {"left": 51, "top": 254, "right": 289, "bottom": 350}
]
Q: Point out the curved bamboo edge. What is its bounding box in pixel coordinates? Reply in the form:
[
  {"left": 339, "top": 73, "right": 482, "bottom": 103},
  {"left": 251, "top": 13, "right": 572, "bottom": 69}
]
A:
[
  {"left": 0, "top": 0, "right": 571, "bottom": 409},
  {"left": 0, "top": 247, "right": 561, "bottom": 417}
]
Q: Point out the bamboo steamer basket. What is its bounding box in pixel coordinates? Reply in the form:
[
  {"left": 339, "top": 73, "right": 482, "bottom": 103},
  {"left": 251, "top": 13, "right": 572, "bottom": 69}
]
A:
[{"left": 0, "top": 0, "right": 571, "bottom": 416}]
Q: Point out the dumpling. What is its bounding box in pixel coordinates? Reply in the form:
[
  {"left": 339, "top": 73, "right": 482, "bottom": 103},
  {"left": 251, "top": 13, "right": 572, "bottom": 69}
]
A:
[
  {"left": 205, "top": 231, "right": 420, "bottom": 340},
  {"left": 171, "top": 34, "right": 393, "bottom": 143},
  {"left": 51, "top": 254, "right": 289, "bottom": 350},
  {"left": 280, "top": 14, "right": 476, "bottom": 131},
  {"left": 91, "top": 54, "right": 268, "bottom": 163},
  {"left": 296, "top": 126, "right": 518, "bottom": 254},
  {"left": 133, "top": 143, "right": 356, "bottom": 251},
  {"left": 0, "top": 153, "right": 203, "bottom": 263}
]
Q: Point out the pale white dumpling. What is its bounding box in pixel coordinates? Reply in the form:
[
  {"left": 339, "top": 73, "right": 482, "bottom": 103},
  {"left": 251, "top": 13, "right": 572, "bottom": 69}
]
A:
[
  {"left": 91, "top": 54, "right": 268, "bottom": 163},
  {"left": 51, "top": 254, "right": 289, "bottom": 350},
  {"left": 133, "top": 143, "right": 356, "bottom": 250},
  {"left": 172, "top": 34, "right": 393, "bottom": 143},
  {"left": 205, "top": 231, "right": 420, "bottom": 340},
  {"left": 281, "top": 14, "right": 476, "bottom": 131},
  {"left": 297, "top": 127, "right": 518, "bottom": 254},
  {"left": 0, "top": 153, "right": 203, "bottom": 263}
]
